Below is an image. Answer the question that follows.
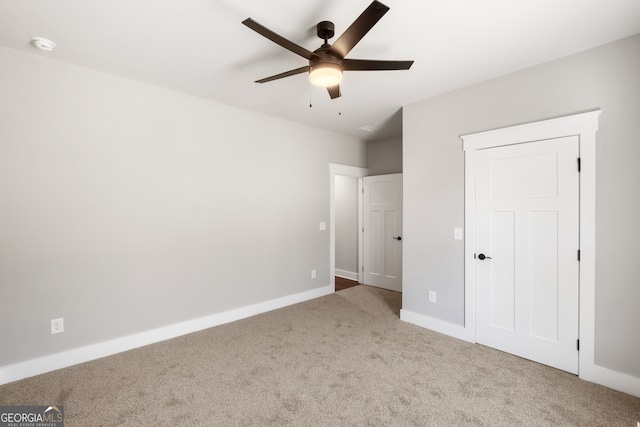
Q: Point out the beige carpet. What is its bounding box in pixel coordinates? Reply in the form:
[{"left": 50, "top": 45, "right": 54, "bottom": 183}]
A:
[{"left": 1, "top": 285, "right": 639, "bottom": 426}]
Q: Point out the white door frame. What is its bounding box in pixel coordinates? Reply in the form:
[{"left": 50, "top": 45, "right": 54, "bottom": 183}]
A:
[
  {"left": 329, "top": 163, "right": 369, "bottom": 289},
  {"left": 461, "top": 110, "right": 600, "bottom": 381}
]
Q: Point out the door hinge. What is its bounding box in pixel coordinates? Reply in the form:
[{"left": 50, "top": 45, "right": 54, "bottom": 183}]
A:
[
  {"left": 474, "top": 253, "right": 477, "bottom": 259},
  {"left": 577, "top": 339, "right": 580, "bottom": 351},
  {"left": 362, "top": 227, "right": 365, "bottom": 233},
  {"left": 577, "top": 157, "right": 581, "bottom": 172},
  {"left": 578, "top": 250, "right": 581, "bottom": 261}
]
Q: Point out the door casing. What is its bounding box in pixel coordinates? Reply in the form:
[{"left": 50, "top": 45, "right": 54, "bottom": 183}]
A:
[{"left": 462, "top": 110, "right": 600, "bottom": 381}]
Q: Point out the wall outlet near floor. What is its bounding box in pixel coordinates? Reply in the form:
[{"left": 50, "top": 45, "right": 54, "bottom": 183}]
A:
[
  {"left": 51, "top": 318, "right": 64, "bottom": 334},
  {"left": 428, "top": 291, "right": 437, "bottom": 303},
  {"left": 311, "top": 269, "right": 317, "bottom": 279}
]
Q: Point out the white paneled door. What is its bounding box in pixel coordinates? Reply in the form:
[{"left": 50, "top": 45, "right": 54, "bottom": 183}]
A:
[
  {"left": 363, "top": 174, "right": 403, "bottom": 292},
  {"left": 475, "top": 136, "right": 580, "bottom": 374}
]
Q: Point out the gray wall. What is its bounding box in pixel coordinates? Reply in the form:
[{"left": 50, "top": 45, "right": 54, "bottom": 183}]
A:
[
  {"left": 403, "top": 34, "right": 640, "bottom": 378},
  {"left": 334, "top": 175, "right": 359, "bottom": 277},
  {"left": 367, "top": 136, "right": 402, "bottom": 175},
  {"left": 0, "top": 47, "right": 366, "bottom": 367}
]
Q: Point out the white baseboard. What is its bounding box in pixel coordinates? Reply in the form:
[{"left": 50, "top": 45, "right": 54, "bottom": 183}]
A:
[
  {"left": 584, "top": 364, "right": 640, "bottom": 398},
  {"left": 400, "top": 309, "right": 474, "bottom": 343},
  {"left": 401, "top": 309, "right": 640, "bottom": 398},
  {"left": 335, "top": 269, "right": 359, "bottom": 281},
  {"left": 0, "top": 285, "right": 333, "bottom": 386}
]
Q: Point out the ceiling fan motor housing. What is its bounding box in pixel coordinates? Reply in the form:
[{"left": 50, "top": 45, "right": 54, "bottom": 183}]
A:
[
  {"left": 309, "top": 47, "right": 343, "bottom": 87},
  {"left": 312, "top": 21, "right": 342, "bottom": 77},
  {"left": 310, "top": 47, "right": 342, "bottom": 68},
  {"left": 309, "top": 45, "right": 344, "bottom": 86}
]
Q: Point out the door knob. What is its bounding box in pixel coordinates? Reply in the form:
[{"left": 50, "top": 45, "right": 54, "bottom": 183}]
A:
[
  {"left": 393, "top": 236, "right": 402, "bottom": 241},
  {"left": 477, "top": 253, "right": 492, "bottom": 260}
]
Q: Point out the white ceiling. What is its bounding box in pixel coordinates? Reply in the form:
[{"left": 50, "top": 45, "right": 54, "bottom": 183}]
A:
[{"left": 1, "top": 0, "right": 640, "bottom": 141}]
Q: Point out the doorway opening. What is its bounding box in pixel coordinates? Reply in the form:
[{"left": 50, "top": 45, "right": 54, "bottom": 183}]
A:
[
  {"left": 335, "top": 174, "right": 360, "bottom": 286},
  {"left": 329, "top": 164, "right": 368, "bottom": 291}
]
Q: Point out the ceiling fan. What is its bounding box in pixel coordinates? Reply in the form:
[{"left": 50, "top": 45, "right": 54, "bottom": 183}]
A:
[{"left": 242, "top": 0, "right": 414, "bottom": 100}]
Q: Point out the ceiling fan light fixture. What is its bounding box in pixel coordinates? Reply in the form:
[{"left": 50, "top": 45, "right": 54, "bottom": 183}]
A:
[{"left": 309, "top": 63, "right": 343, "bottom": 87}]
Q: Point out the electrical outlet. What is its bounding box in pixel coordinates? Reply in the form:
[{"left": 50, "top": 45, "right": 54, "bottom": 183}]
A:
[
  {"left": 428, "top": 291, "right": 436, "bottom": 303},
  {"left": 311, "top": 269, "right": 317, "bottom": 279},
  {"left": 51, "top": 318, "right": 64, "bottom": 335}
]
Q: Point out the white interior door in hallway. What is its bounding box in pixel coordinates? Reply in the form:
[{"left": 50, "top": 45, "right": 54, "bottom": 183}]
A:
[
  {"left": 475, "top": 136, "right": 580, "bottom": 374},
  {"left": 363, "top": 174, "right": 403, "bottom": 292}
]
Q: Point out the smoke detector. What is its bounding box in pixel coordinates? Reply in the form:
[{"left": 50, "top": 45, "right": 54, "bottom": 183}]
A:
[{"left": 32, "top": 37, "right": 56, "bottom": 52}]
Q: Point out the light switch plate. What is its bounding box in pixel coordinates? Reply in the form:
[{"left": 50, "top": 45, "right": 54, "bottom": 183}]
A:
[
  {"left": 454, "top": 227, "right": 463, "bottom": 240},
  {"left": 319, "top": 222, "right": 327, "bottom": 231},
  {"left": 428, "top": 291, "right": 436, "bottom": 303}
]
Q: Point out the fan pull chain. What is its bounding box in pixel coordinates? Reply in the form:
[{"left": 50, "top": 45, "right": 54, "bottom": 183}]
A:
[{"left": 309, "top": 82, "right": 313, "bottom": 108}]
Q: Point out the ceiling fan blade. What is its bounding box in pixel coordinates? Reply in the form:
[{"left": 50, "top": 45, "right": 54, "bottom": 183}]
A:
[
  {"left": 327, "top": 85, "right": 341, "bottom": 99},
  {"left": 343, "top": 58, "right": 414, "bottom": 71},
  {"left": 329, "top": 1, "right": 389, "bottom": 59},
  {"left": 255, "top": 66, "right": 310, "bottom": 83},
  {"left": 242, "top": 18, "right": 319, "bottom": 60}
]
